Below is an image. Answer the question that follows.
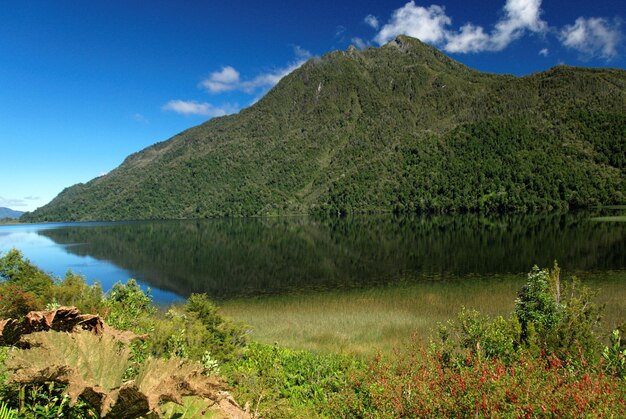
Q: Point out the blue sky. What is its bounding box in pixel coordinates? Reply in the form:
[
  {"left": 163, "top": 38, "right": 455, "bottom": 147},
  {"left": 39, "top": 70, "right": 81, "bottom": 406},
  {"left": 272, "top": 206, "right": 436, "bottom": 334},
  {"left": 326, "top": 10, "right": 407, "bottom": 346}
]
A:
[{"left": 1, "top": 0, "right": 624, "bottom": 212}]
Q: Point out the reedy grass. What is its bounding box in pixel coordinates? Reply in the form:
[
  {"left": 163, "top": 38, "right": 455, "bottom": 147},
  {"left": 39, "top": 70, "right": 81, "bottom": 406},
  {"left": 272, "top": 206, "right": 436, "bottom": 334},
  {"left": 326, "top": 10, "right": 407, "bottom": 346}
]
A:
[{"left": 220, "top": 271, "right": 626, "bottom": 357}]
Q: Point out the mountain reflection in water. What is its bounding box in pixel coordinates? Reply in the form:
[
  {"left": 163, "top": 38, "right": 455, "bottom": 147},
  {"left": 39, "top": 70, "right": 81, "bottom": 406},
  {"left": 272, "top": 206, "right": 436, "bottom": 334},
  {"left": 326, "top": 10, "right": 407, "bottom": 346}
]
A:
[{"left": 33, "top": 212, "right": 625, "bottom": 301}]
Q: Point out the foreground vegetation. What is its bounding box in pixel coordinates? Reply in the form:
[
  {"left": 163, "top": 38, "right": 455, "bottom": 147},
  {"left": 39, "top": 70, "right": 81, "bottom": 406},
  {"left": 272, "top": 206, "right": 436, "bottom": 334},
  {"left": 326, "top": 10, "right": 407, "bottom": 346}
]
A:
[{"left": 0, "top": 249, "right": 624, "bottom": 417}]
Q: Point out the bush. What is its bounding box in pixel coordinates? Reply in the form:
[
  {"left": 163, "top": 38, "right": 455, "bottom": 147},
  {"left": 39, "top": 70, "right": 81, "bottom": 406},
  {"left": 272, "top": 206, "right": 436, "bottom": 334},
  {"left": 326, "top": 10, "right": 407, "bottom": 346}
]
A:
[
  {"left": 51, "top": 271, "right": 105, "bottom": 315},
  {"left": 515, "top": 263, "right": 562, "bottom": 338},
  {"left": 439, "top": 263, "right": 604, "bottom": 366},
  {"left": 0, "top": 249, "right": 53, "bottom": 298},
  {"left": 603, "top": 329, "right": 626, "bottom": 378},
  {"left": 184, "top": 293, "right": 248, "bottom": 361},
  {"left": 0, "top": 284, "right": 44, "bottom": 319},
  {"left": 226, "top": 342, "right": 361, "bottom": 418},
  {"left": 0, "top": 382, "right": 97, "bottom": 418},
  {"left": 438, "top": 309, "right": 522, "bottom": 364},
  {"left": 333, "top": 339, "right": 626, "bottom": 417},
  {"left": 515, "top": 262, "right": 602, "bottom": 361},
  {"left": 145, "top": 294, "right": 248, "bottom": 364},
  {"left": 0, "top": 250, "right": 53, "bottom": 318},
  {"left": 103, "top": 279, "right": 155, "bottom": 332}
]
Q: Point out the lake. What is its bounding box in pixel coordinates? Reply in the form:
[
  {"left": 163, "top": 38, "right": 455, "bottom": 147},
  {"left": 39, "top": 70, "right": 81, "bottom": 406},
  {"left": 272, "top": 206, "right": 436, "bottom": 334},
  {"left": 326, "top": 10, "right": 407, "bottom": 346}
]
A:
[{"left": 1, "top": 212, "right": 624, "bottom": 354}]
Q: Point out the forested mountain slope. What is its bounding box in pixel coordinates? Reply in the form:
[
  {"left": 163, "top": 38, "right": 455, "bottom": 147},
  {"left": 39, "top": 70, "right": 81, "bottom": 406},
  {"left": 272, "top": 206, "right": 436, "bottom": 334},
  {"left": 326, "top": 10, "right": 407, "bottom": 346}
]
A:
[{"left": 23, "top": 36, "right": 625, "bottom": 222}]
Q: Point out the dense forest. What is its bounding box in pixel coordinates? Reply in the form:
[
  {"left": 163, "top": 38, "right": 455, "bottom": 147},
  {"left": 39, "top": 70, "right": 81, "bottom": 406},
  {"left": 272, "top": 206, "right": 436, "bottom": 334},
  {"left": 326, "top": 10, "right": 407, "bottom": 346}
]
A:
[{"left": 23, "top": 36, "right": 625, "bottom": 222}]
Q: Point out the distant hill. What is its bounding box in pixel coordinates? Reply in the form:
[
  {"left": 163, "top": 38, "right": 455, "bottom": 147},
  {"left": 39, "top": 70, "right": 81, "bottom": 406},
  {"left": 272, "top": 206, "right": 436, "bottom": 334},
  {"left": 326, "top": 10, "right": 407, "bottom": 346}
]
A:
[
  {"left": 23, "top": 36, "right": 625, "bottom": 222},
  {"left": 0, "top": 207, "right": 24, "bottom": 219}
]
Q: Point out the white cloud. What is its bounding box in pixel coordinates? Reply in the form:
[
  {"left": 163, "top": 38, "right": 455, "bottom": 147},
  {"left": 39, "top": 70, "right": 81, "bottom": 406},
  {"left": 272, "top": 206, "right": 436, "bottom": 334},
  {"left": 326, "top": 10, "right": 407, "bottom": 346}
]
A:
[
  {"left": 365, "top": 14, "right": 379, "bottom": 29},
  {"left": 444, "top": 23, "right": 490, "bottom": 53},
  {"left": 372, "top": 0, "right": 547, "bottom": 53},
  {"left": 201, "top": 66, "right": 241, "bottom": 93},
  {"left": 539, "top": 48, "right": 549, "bottom": 56},
  {"left": 200, "top": 46, "right": 312, "bottom": 95},
  {"left": 162, "top": 100, "right": 237, "bottom": 117},
  {"left": 374, "top": 3, "right": 450, "bottom": 45},
  {"left": 560, "top": 17, "right": 622, "bottom": 59},
  {"left": 488, "top": 0, "right": 547, "bottom": 51}
]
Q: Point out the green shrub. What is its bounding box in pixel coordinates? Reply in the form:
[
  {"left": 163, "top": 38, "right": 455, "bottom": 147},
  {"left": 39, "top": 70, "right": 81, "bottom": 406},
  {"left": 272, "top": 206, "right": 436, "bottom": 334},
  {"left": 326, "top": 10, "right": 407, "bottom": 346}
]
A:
[
  {"left": 225, "top": 342, "right": 361, "bottom": 418},
  {"left": 515, "top": 263, "right": 563, "bottom": 339},
  {"left": 515, "top": 262, "right": 602, "bottom": 361},
  {"left": 184, "top": 294, "right": 248, "bottom": 362},
  {"left": 0, "top": 400, "right": 17, "bottom": 419},
  {"left": 0, "top": 250, "right": 53, "bottom": 318},
  {"left": 1, "top": 382, "right": 97, "bottom": 419},
  {"left": 104, "top": 279, "right": 155, "bottom": 332},
  {"left": 0, "top": 284, "right": 44, "bottom": 319},
  {"left": 0, "top": 249, "right": 53, "bottom": 298},
  {"left": 51, "top": 271, "right": 105, "bottom": 315},
  {"left": 438, "top": 309, "right": 522, "bottom": 364},
  {"left": 146, "top": 295, "right": 248, "bottom": 364},
  {"left": 603, "top": 329, "right": 626, "bottom": 378},
  {"left": 333, "top": 262, "right": 621, "bottom": 417},
  {"left": 439, "top": 263, "right": 604, "bottom": 366}
]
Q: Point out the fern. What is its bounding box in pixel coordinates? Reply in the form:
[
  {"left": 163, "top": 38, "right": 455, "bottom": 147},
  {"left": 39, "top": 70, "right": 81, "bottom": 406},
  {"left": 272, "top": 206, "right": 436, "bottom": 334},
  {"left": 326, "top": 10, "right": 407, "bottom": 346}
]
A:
[{"left": 0, "top": 401, "right": 17, "bottom": 419}]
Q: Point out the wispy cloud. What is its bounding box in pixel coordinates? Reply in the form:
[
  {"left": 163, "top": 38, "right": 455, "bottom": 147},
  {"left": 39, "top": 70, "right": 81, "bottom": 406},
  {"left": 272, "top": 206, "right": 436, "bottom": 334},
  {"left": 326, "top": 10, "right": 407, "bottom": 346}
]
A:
[
  {"left": 162, "top": 100, "right": 237, "bottom": 117},
  {"left": 560, "top": 17, "right": 622, "bottom": 59},
  {"left": 165, "top": 46, "right": 312, "bottom": 119},
  {"left": 0, "top": 196, "right": 27, "bottom": 208},
  {"left": 200, "top": 46, "right": 312, "bottom": 95},
  {"left": 335, "top": 25, "right": 347, "bottom": 41},
  {"left": 351, "top": 37, "right": 369, "bottom": 50},
  {"left": 364, "top": 14, "right": 379, "bottom": 30},
  {"left": 368, "top": 0, "right": 622, "bottom": 60},
  {"left": 539, "top": 48, "right": 549, "bottom": 56},
  {"left": 132, "top": 113, "right": 149, "bottom": 123}
]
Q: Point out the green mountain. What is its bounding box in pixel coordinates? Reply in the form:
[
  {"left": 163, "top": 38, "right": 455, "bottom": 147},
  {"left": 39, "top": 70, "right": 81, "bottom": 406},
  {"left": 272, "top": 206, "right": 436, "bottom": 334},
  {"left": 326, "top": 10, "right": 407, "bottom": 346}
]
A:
[
  {"left": 23, "top": 36, "right": 625, "bottom": 222},
  {"left": 0, "top": 207, "right": 24, "bottom": 219}
]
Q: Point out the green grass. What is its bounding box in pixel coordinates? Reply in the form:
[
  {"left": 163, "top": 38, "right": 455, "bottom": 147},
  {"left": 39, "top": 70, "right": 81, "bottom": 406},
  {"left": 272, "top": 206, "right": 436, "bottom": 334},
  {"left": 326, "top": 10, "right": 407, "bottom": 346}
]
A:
[
  {"left": 221, "top": 276, "right": 524, "bottom": 356},
  {"left": 591, "top": 216, "right": 626, "bottom": 222},
  {"left": 220, "top": 272, "right": 626, "bottom": 357}
]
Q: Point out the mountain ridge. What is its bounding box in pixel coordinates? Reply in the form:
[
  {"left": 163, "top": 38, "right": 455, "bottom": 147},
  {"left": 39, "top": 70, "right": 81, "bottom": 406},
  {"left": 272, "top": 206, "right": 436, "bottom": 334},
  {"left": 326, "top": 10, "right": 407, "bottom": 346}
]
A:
[
  {"left": 23, "top": 36, "right": 626, "bottom": 222},
  {"left": 0, "top": 207, "right": 25, "bottom": 219}
]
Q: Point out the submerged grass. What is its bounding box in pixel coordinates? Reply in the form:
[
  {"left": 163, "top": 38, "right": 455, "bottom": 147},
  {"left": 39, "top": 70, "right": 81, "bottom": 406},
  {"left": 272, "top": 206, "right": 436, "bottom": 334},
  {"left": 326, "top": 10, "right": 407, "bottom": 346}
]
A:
[
  {"left": 221, "top": 271, "right": 626, "bottom": 357},
  {"left": 591, "top": 216, "right": 626, "bottom": 222},
  {"left": 221, "top": 275, "right": 524, "bottom": 357}
]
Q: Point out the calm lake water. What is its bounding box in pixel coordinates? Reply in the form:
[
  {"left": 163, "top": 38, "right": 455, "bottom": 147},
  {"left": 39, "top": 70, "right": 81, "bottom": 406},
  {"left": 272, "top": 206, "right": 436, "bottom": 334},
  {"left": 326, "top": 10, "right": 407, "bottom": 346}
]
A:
[{"left": 0, "top": 212, "right": 625, "bottom": 306}]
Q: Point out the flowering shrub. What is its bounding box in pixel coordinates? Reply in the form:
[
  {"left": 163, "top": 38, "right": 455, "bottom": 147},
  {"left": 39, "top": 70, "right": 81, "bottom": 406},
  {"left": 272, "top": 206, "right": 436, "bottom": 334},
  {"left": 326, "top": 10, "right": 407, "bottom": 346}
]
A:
[
  {"left": 0, "top": 283, "right": 44, "bottom": 318},
  {"left": 332, "top": 340, "right": 626, "bottom": 417},
  {"left": 331, "top": 263, "right": 626, "bottom": 417}
]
